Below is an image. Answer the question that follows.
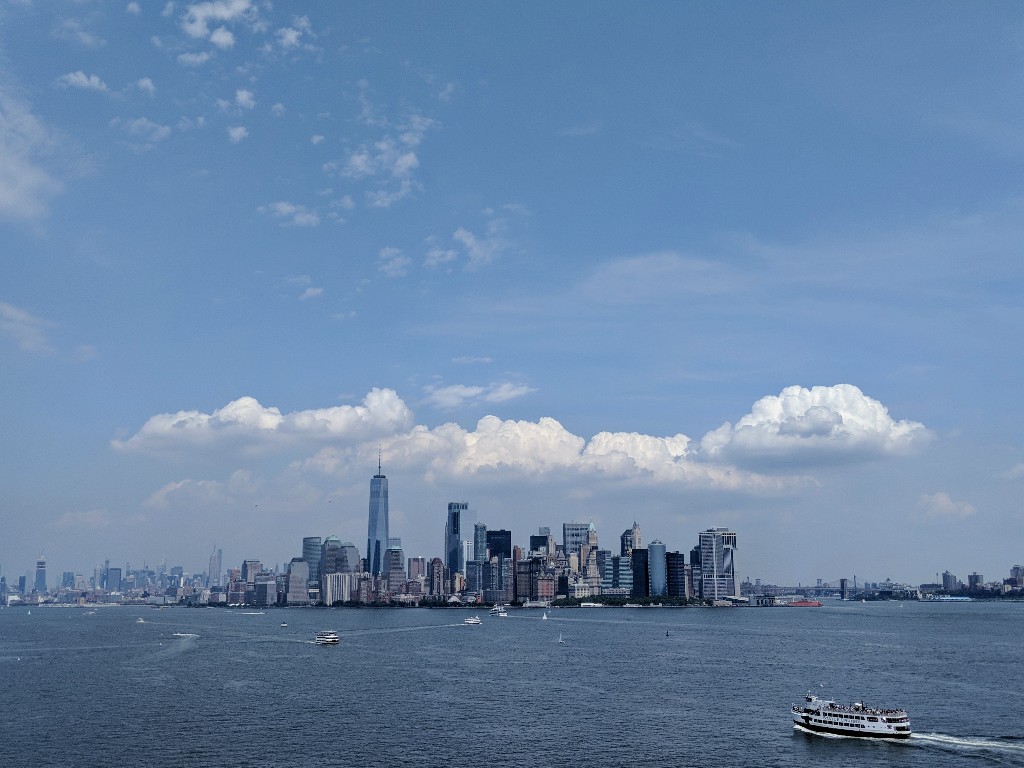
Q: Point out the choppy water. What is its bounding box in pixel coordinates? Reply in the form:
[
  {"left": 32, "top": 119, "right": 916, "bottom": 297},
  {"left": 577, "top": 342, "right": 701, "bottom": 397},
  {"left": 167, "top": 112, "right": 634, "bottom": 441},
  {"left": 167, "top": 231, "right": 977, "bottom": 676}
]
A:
[{"left": 1, "top": 601, "right": 1022, "bottom": 767}]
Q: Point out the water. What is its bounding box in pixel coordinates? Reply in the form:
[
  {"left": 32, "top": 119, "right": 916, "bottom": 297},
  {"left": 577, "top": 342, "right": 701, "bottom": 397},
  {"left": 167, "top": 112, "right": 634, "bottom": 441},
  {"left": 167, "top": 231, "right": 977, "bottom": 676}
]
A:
[{"left": 1, "top": 601, "right": 1022, "bottom": 767}]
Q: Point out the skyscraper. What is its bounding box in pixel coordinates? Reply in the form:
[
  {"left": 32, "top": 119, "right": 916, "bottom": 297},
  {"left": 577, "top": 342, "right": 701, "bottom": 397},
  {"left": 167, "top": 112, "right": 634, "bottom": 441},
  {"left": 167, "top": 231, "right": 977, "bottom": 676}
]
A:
[
  {"left": 34, "top": 555, "right": 46, "bottom": 594},
  {"left": 648, "top": 540, "right": 667, "bottom": 597},
  {"left": 562, "top": 521, "right": 590, "bottom": 562},
  {"left": 285, "top": 558, "right": 310, "bottom": 606},
  {"left": 445, "top": 502, "right": 470, "bottom": 576},
  {"left": 208, "top": 546, "right": 222, "bottom": 588},
  {"left": 485, "top": 529, "right": 512, "bottom": 561},
  {"left": 621, "top": 522, "right": 642, "bottom": 557},
  {"left": 698, "top": 528, "right": 738, "bottom": 600},
  {"left": 366, "top": 459, "right": 389, "bottom": 577},
  {"left": 302, "top": 536, "right": 323, "bottom": 585}
]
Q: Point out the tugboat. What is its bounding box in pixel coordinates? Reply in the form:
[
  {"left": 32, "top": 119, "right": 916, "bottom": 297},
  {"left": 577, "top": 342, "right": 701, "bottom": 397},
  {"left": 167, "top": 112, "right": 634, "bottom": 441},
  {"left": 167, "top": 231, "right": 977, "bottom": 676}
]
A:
[
  {"left": 315, "top": 631, "right": 340, "bottom": 645},
  {"left": 792, "top": 695, "right": 911, "bottom": 738}
]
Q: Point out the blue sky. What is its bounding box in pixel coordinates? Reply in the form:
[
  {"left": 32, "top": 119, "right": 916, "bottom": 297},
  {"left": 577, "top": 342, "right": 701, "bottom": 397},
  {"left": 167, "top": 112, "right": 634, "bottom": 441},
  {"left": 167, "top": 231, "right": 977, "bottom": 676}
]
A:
[{"left": 2, "top": 1, "right": 1022, "bottom": 586}]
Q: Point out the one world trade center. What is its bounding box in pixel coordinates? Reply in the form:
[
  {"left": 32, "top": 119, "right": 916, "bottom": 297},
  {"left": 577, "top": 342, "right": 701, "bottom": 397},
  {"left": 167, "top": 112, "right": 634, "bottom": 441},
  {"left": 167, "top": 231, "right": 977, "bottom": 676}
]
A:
[{"left": 366, "top": 457, "right": 389, "bottom": 577}]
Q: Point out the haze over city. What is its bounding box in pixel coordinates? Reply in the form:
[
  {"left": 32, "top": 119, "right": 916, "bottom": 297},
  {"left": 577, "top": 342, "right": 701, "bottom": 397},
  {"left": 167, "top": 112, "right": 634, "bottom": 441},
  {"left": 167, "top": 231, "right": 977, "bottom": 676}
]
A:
[{"left": 2, "top": 3, "right": 1022, "bottom": 585}]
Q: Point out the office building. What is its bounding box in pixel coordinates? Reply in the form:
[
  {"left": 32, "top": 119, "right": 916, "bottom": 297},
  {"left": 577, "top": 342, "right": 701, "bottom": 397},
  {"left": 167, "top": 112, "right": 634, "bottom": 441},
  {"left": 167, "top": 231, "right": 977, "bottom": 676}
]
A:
[
  {"left": 285, "top": 558, "right": 310, "bottom": 605},
  {"left": 666, "top": 551, "right": 690, "bottom": 599},
  {"left": 208, "top": 546, "right": 222, "bottom": 588},
  {"left": 621, "top": 522, "right": 642, "bottom": 557},
  {"left": 384, "top": 540, "right": 405, "bottom": 592},
  {"left": 408, "top": 556, "right": 426, "bottom": 581},
  {"left": 302, "top": 537, "right": 322, "bottom": 585},
  {"left": 631, "top": 548, "right": 649, "bottom": 598},
  {"left": 366, "top": 461, "right": 389, "bottom": 577},
  {"left": 698, "top": 528, "right": 738, "bottom": 600},
  {"left": 322, "top": 572, "right": 355, "bottom": 606},
  {"left": 34, "top": 555, "right": 46, "bottom": 594},
  {"left": 486, "top": 529, "right": 512, "bottom": 561},
  {"left": 648, "top": 540, "right": 667, "bottom": 597},
  {"left": 562, "top": 522, "right": 590, "bottom": 563},
  {"left": 445, "top": 502, "right": 473, "bottom": 576}
]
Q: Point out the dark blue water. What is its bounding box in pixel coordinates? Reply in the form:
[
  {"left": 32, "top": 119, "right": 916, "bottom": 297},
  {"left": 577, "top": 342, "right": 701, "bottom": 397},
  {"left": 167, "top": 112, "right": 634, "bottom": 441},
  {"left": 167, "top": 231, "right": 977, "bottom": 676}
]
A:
[{"left": 1, "top": 601, "right": 1022, "bottom": 767}]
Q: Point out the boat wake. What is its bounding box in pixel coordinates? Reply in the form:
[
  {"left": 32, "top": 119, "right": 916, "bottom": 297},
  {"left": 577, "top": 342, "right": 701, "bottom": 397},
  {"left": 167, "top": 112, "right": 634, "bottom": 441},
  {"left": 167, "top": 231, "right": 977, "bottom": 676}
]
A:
[
  {"left": 171, "top": 632, "right": 199, "bottom": 638},
  {"left": 911, "top": 732, "right": 1024, "bottom": 757}
]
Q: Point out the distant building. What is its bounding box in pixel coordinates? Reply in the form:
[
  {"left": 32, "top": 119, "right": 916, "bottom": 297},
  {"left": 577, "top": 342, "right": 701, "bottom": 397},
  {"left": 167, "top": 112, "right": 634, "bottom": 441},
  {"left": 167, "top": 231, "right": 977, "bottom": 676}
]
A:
[
  {"left": 407, "top": 556, "right": 426, "bottom": 582},
  {"left": 366, "top": 461, "right": 389, "bottom": 577},
  {"left": 385, "top": 540, "right": 406, "bottom": 592},
  {"left": 474, "top": 522, "right": 488, "bottom": 562},
  {"left": 242, "top": 560, "right": 261, "bottom": 585},
  {"left": 34, "top": 555, "right": 47, "bottom": 594},
  {"left": 208, "top": 547, "right": 222, "bottom": 588},
  {"left": 942, "top": 570, "right": 959, "bottom": 592},
  {"left": 445, "top": 502, "right": 472, "bottom": 576},
  {"left": 486, "top": 529, "right": 512, "bottom": 561},
  {"left": 698, "top": 528, "right": 738, "bottom": 600},
  {"left": 631, "top": 548, "right": 649, "bottom": 598},
  {"left": 562, "top": 522, "right": 590, "bottom": 565},
  {"left": 302, "top": 537, "right": 322, "bottom": 586},
  {"left": 666, "top": 551, "right": 690, "bottom": 599},
  {"left": 322, "top": 572, "right": 355, "bottom": 605},
  {"left": 621, "top": 522, "right": 642, "bottom": 557},
  {"left": 427, "top": 557, "right": 446, "bottom": 597},
  {"left": 967, "top": 572, "right": 984, "bottom": 590},
  {"left": 285, "top": 558, "right": 310, "bottom": 605},
  {"left": 648, "top": 540, "right": 667, "bottom": 596}
]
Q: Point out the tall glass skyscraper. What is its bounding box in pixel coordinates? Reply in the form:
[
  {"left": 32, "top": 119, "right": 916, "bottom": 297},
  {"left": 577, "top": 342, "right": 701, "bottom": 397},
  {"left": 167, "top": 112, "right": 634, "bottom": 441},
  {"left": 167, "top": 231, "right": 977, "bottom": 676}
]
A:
[
  {"left": 366, "top": 462, "right": 389, "bottom": 577},
  {"left": 445, "top": 502, "right": 471, "bottom": 575},
  {"left": 699, "top": 528, "right": 738, "bottom": 600}
]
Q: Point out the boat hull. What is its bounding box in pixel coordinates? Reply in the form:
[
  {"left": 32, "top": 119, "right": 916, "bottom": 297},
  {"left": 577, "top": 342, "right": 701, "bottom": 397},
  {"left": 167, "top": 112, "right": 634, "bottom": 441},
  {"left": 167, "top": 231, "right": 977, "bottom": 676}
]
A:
[{"left": 793, "top": 719, "right": 911, "bottom": 739}]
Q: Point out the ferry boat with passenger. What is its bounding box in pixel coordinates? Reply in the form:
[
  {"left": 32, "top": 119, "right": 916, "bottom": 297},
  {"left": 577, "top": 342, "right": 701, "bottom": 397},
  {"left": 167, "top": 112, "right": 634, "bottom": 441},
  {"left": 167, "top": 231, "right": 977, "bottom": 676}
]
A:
[
  {"left": 792, "top": 695, "right": 911, "bottom": 738},
  {"left": 314, "top": 631, "right": 340, "bottom": 645}
]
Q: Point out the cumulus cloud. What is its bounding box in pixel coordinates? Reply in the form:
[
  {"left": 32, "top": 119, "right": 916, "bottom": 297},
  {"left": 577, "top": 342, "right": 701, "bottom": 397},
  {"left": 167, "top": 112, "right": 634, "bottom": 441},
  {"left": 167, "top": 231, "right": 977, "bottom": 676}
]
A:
[
  {"left": 378, "top": 247, "right": 411, "bottom": 278},
  {"left": 180, "top": 0, "right": 253, "bottom": 40},
  {"left": 126, "top": 2, "right": 142, "bottom": 15},
  {"left": 227, "top": 125, "right": 248, "bottom": 143},
  {"left": 57, "top": 71, "right": 109, "bottom": 92},
  {"left": 0, "top": 90, "right": 64, "bottom": 221},
  {"left": 113, "top": 388, "right": 415, "bottom": 453},
  {"left": 112, "top": 116, "right": 172, "bottom": 146},
  {"left": 209, "top": 26, "right": 235, "bottom": 49},
  {"left": 299, "top": 286, "right": 323, "bottom": 300},
  {"left": 135, "top": 78, "right": 156, "bottom": 96},
  {"left": 234, "top": 89, "right": 255, "bottom": 109},
  {"left": 258, "top": 200, "right": 318, "bottom": 226},
  {"left": 0, "top": 301, "right": 56, "bottom": 355},
  {"left": 424, "top": 382, "right": 536, "bottom": 410},
  {"left": 918, "top": 491, "right": 976, "bottom": 520},
  {"left": 177, "top": 51, "right": 211, "bottom": 66},
  {"left": 697, "top": 384, "right": 930, "bottom": 466},
  {"left": 1001, "top": 463, "right": 1024, "bottom": 480}
]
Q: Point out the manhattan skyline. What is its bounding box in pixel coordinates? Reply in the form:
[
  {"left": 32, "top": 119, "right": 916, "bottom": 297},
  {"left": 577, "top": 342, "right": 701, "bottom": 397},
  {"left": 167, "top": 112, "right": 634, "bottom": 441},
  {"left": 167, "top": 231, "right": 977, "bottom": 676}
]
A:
[{"left": 2, "top": 3, "right": 1023, "bottom": 583}]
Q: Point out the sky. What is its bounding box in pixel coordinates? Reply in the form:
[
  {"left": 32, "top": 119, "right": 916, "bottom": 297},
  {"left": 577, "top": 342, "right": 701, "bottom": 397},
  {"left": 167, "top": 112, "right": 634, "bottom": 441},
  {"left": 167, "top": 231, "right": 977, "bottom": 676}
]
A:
[{"left": 2, "top": 1, "right": 1022, "bottom": 587}]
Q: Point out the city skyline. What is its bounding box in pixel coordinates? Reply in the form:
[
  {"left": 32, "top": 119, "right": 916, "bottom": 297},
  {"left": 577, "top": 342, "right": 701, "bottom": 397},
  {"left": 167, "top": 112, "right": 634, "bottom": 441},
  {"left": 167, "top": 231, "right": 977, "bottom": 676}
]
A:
[{"left": 3, "top": 4, "right": 1023, "bottom": 585}]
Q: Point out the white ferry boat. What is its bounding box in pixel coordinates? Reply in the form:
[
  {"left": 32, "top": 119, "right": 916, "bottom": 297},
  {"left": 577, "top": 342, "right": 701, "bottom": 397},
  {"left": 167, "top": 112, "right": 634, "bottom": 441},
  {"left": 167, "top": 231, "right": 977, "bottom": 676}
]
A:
[
  {"left": 488, "top": 605, "right": 508, "bottom": 617},
  {"left": 314, "top": 631, "right": 340, "bottom": 645},
  {"left": 792, "top": 695, "right": 911, "bottom": 739},
  {"left": 464, "top": 616, "right": 482, "bottom": 625}
]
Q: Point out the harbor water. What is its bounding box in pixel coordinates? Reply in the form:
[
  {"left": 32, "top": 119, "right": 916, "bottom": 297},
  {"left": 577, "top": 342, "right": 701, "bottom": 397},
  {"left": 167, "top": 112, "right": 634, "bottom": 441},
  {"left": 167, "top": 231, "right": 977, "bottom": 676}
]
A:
[{"left": 1, "top": 600, "right": 1021, "bottom": 767}]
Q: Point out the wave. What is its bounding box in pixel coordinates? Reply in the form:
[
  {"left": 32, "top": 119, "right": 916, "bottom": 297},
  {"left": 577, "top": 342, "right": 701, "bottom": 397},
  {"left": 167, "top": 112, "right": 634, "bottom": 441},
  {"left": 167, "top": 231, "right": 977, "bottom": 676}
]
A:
[
  {"left": 171, "top": 632, "right": 199, "bottom": 638},
  {"left": 912, "top": 732, "right": 1024, "bottom": 754}
]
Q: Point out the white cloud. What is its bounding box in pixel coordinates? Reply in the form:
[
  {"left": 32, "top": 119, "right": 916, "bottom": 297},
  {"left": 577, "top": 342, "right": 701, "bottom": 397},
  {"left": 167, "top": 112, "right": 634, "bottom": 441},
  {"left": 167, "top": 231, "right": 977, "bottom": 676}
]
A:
[
  {"left": 310, "top": 134, "right": 324, "bottom": 145},
  {"left": 424, "top": 382, "right": 536, "bottom": 410},
  {"left": 180, "top": 0, "right": 253, "bottom": 39},
  {"left": 1002, "top": 463, "right": 1024, "bottom": 480},
  {"left": 112, "top": 116, "right": 172, "bottom": 145},
  {"left": 57, "top": 71, "right": 109, "bottom": 92},
  {"left": 299, "top": 287, "right": 324, "bottom": 300},
  {"left": 0, "top": 90, "right": 64, "bottom": 221},
  {"left": 54, "top": 19, "right": 106, "bottom": 48},
  {"left": 453, "top": 356, "right": 493, "bottom": 365},
  {"left": 177, "top": 51, "right": 211, "bottom": 66},
  {"left": 114, "top": 388, "right": 415, "bottom": 453},
  {"left": 271, "top": 103, "right": 285, "bottom": 116},
  {"left": 0, "top": 301, "right": 56, "bottom": 355},
  {"left": 918, "top": 491, "right": 977, "bottom": 520},
  {"left": 126, "top": 3, "right": 142, "bottom": 15},
  {"left": 258, "top": 200, "right": 318, "bottom": 226},
  {"left": 227, "top": 125, "right": 248, "bottom": 143},
  {"left": 209, "top": 26, "right": 235, "bottom": 49},
  {"left": 135, "top": 78, "right": 156, "bottom": 96},
  {"left": 378, "top": 247, "right": 411, "bottom": 278},
  {"left": 235, "top": 89, "right": 255, "bottom": 109},
  {"left": 425, "top": 246, "right": 458, "bottom": 269},
  {"left": 276, "top": 26, "right": 300, "bottom": 48},
  {"left": 697, "top": 384, "right": 930, "bottom": 466}
]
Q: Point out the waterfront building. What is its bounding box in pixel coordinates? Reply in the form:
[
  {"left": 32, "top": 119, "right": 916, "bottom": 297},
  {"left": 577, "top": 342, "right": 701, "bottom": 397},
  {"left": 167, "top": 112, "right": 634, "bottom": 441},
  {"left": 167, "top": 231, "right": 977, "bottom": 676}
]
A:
[
  {"left": 631, "top": 548, "right": 649, "bottom": 598},
  {"left": 302, "top": 537, "right": 322, "bottom": 586},
  {"left": 322, "top": 572, "right": 355, "bottom": 605},
  {"left": 385, "top": 540, "right": 406, "bottom": 592},
  {"left": 366, "top": 462, "right": 389, "bottom": 578},
  {"left": 427, "top": 557, "right": 446, "bottom": 597},
  {"left": 666, "top": 551, "right": 690, "bottom": 599},
  {"left": 465, "top": 560, "right": 485, "bottom": 593},
  {"left": 106, "top": 567, "right": 122, "bottom": 593},
  {"left": 529, "top": 527, "right": 556, "bottom": 564},
  {"left": 698, "top": 528, "right": 738, "bottom": 600},
  {"left": 600, "top": 552, "right": 633, "bottom": 595},
  {"left": 34, "top": 555, "right": 46, "bottom": 594},
  {"left": 621, "top": 522, "right": 642, "bottom": 558},
  {"left": 942, "top": 570, "right": 959, "bottom": 592},
  {"left": 285, "top": 558, "right": 310, "bottom": 605},
  {"left": 648, "top": 540, "right": 667, "bottom": 597},
  {"left": 445, "top": 502, "right": 472, "bottom": 577}
]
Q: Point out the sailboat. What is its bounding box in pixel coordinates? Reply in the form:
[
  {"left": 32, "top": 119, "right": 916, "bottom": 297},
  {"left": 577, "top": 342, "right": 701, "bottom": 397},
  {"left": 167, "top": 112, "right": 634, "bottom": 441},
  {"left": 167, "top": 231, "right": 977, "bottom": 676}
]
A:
[
  {"left": 542, "top": 611, "right": 548, "bottom": 620},
  {"left": 558, "top": 632, "right": 564, "bottom": 644}
]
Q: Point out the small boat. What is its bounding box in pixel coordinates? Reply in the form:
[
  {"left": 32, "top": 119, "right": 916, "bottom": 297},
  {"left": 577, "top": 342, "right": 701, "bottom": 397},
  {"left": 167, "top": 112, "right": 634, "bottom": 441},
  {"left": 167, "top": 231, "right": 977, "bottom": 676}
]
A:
[
  {"left": 489, "top": 604, "right": 509, "bottom": 617},
  {"left": 542, "top": 611, "right": 548, "bottom": 620},
  {"left": 315, "top": 631, "right": 340, "bottom": 645},
  {"left": 787, "top": 599, "right": 823, "bottom": 607},
  {"left": 280, "top": 622, "right": 288, "bottom": 627},
  {"left": 464, "top": 616, "right": 482, "bottom": 625},
  {"left": 558, "top": 632, "right": 564, "bottom": 644},
  {"left": 792, "top": 695, "right": 911, "bottom": 739},
  {"left": 136, "top": 618, "right": 145, "bottom": 624}
]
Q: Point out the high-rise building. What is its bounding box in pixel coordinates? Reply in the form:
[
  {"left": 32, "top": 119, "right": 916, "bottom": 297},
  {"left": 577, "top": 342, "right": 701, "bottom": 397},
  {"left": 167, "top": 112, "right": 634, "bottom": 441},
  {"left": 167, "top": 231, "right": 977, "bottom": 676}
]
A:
[
  {"left": 285, "top": 558, "right": 310, "bottom": 605},
  {"left": 621, "top": 522, "right": 642, "bottom": 557},
  {"left": 384, "top": 540, "right": 406, "bottom": 592},
  {"left": 445, "top": 502, "right": 471, "bottom": 576},
  {"left": 320, "top": 536, "right": 343, "bottom": 580},
  {"left": 474, "top": 522, "right": 488, "bottom": 561},
  {"left": 366, "top": 460, "right": 389, "bottom": 577},
  {"left": 106, "top": 567, "right": 122, "bottom": 592},
  {"left": 303, "top": 536, "right": 323, "bottom": 585},
  {"left": 338, "top": 542, "right": 360, "bottom": 573},
  {"left": 631, "top": 548, "right": 649, "bottom": 598},
  {"left": 698, "top": 528, "right": 738, "bottom": 600},
  {"left": 242, "top": 559, "right": 261, "bottom": 585},
  {"left": 208, "top": 546, "right": 222, "bottom": 588},
  {"left": 486, "top": 529, "right": 512, "bottom": 561},
  {"left": 427, "top": 557, "right": 446, "bottom": 597},
  {"left": 34, "top": 555, "right": 46, "bottom": 594},
  {"left": 562, "top": 522, "right": 590, "bottom": 563},
  {"left": 648, "top": 540, "right": 667, "bottom": 596},
  {"left": 666, "top": 551, "right": 690, "bottom": 599}
]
